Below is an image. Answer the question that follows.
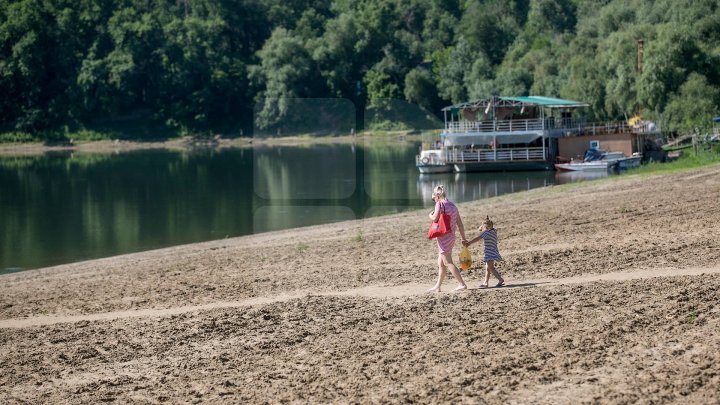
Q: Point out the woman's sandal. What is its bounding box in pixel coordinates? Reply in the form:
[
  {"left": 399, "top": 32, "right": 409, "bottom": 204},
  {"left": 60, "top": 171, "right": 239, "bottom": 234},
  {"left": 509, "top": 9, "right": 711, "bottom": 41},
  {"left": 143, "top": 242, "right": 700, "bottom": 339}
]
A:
[
  {"left": 478, "top": 283, "right": 488, "bottom": 289},
  {"left": 495, "top": 281, "right": 506, "bottom": 288}
]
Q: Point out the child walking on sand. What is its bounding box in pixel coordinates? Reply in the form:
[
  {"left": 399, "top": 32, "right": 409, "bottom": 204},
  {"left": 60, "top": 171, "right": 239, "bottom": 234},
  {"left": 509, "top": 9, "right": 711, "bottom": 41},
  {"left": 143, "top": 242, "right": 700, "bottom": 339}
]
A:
[{"left": 463, "top": 216, "right": 505, "bottom": 288}]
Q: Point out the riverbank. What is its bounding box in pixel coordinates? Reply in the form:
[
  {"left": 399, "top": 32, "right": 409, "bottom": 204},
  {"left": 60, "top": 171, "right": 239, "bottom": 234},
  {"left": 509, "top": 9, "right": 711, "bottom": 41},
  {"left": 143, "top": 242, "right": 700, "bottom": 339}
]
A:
[
  {"left": 1, "top": 166, "right": 720, "bottom": 403},
  {"left": 0, "top": 131, "right": 422, "bottom": 156}
]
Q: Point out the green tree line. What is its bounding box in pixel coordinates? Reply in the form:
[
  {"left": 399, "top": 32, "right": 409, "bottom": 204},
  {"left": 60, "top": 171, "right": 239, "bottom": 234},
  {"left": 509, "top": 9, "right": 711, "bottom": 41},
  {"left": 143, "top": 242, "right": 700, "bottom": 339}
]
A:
[{"left": 1, "top": 0, "right": 719, "bottom": 139}]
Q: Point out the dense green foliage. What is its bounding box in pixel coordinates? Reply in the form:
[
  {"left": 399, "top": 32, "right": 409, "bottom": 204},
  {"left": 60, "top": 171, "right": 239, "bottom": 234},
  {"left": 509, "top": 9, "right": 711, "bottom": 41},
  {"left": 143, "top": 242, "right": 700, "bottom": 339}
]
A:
[{"left": 1, "top": 0, "right": 719, "bottom": 139}]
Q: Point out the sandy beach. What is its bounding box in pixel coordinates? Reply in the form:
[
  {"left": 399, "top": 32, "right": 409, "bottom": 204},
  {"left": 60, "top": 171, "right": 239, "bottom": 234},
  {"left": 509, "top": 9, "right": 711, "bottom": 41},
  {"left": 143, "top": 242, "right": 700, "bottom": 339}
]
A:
[{"left": 1, "top": 165, "right": 720, "bottom": 403}]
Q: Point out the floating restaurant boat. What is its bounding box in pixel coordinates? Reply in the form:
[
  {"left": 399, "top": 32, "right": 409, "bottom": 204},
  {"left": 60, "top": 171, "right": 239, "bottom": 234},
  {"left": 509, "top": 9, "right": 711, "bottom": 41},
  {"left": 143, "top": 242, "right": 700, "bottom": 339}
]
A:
[{"left": 416, "top": 95, "right": 658, "bottom": 173}]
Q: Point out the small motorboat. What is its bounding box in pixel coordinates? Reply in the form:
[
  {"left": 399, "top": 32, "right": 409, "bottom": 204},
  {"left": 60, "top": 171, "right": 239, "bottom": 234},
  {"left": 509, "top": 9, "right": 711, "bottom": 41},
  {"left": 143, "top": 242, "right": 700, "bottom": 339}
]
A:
[{"left": 554, "top": 150, "right": 626, "bottom": 172}]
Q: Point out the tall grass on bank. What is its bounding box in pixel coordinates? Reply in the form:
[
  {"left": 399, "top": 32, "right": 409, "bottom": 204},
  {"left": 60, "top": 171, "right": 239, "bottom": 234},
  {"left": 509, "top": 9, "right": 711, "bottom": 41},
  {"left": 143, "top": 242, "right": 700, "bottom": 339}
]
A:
[
  {"left": 0, "top": 129, "right": 115, "bottom": 143},
  {"left": 630, "top": 146, "right": 720, "bottom": 176},
  {"left": 546, "top": 146, "right": 720, "bottom": 195},
  {"left": 0, "top": 119, "right": 183, "bottom": 144},
  {"left": 0, "top": 132, "right": 35, "bottom": 143}
]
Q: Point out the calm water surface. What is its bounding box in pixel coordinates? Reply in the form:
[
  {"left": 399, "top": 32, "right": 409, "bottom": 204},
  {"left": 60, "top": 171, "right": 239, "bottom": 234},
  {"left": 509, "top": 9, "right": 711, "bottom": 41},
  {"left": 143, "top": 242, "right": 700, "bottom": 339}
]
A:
[{"left": 0, "top": 142, "right": 607, "bottom": 271}]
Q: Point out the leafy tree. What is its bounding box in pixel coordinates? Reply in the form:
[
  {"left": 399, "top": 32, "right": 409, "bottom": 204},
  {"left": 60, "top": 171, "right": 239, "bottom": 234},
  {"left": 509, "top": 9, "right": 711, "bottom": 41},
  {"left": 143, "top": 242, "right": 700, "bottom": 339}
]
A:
[
  {"left": 310, "top": 12, "right": 366, "bottom": 100},
  {"left": 404, "top": 66, "right": 441, "bottom": 112},
  {"left": 249, "top": 27, "right": 320, "bottom": 129},
  {"left": 524, "top": 0, "right": 576, "bottom": 35},
  {"left": 458, "top": 0, "right": 525, "bottom": 65},
  {"left": 418, "top": 0, "right": 460, "bottom": 55},
  {"left": 494, "top": 67, "right": 532, "bottom": 96},
  {"left": 596, "top": 27, "right": 648, "bottom": 118},
  {"left": 465, "top": 52, "right": 495, "bottom": 99},
  {"left": 662, "top": 73, "right": 720, "bottom": 135},
  {"left": 365, "top": 68, "right": 402, "bottom": 108},
  {"left": 2, "top": 0, "right": 720, "bottom": 138},
  {"left": 637, "top": 24, "right": 706, "bottom": 113},
  {"left": 559, "top": 36, "right": 605, "bottom": 120},
  {"left": 0, "top": 0, "right": 91, "bottom": 131},
  {"left": 159, "top": 16, "right": 245, "bottom": 131},
  {"left": 435, "top": 38, "right": 475, "bottom": 103}
]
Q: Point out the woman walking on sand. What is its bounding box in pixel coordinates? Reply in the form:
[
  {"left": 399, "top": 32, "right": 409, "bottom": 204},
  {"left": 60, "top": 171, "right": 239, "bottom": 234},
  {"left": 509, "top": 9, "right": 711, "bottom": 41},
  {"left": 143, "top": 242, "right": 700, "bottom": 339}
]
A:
[{"left": 427, "top": 185, "right": 469, "bottom": 293}]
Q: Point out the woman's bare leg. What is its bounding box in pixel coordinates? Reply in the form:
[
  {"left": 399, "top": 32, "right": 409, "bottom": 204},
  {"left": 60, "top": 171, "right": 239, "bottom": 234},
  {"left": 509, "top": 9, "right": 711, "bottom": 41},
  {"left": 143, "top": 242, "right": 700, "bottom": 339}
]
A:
[
  {"left": 441, "top": 252, "right": 467, "bottom": 291},
  {"left": 428, "top": 254, "right": 447, "bottom": 292}
]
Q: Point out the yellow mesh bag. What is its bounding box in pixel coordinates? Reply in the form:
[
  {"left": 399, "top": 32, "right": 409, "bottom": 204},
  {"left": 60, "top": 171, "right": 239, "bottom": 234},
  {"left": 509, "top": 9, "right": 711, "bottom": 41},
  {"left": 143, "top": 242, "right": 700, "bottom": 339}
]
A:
[{"left": 459, "top": 246, "right": 472, "bottom": 271}]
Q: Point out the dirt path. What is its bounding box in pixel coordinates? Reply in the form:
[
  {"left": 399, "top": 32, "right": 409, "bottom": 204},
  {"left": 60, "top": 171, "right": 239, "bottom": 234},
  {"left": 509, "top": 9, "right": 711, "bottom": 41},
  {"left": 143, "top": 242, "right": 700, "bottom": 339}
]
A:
[{"left": 3, "top": 265, "right": 719, "bottom": 329}]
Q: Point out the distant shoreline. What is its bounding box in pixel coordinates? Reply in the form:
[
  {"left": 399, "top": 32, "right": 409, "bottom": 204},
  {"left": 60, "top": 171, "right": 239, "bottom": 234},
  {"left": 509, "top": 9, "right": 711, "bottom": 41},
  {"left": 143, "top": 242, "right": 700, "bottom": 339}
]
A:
[{"left": 0, "top": 132, "right": 425, "bottom": 156}]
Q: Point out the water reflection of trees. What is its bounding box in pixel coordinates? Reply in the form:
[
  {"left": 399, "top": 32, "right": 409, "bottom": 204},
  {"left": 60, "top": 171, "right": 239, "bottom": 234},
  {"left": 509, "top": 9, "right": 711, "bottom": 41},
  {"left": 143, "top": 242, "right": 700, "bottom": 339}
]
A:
[
  {"left": 363, "top": 142, "right": 418, "bottom": 200},
  {"left": 0, "top": 150, "right": 253, "bottom": 270},
  {"left": 416, "top": 172, "right": 556, "bottom": 206},
  {"left": 253, "top": 145, "right": 356, "bottom": 200}
]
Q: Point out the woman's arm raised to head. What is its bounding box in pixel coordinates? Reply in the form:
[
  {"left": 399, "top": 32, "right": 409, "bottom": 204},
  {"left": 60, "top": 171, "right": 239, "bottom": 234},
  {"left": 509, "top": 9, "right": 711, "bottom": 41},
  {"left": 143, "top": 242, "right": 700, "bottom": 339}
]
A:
[{"left": 429, "top": 201, "right": 441, "bottom": 221}]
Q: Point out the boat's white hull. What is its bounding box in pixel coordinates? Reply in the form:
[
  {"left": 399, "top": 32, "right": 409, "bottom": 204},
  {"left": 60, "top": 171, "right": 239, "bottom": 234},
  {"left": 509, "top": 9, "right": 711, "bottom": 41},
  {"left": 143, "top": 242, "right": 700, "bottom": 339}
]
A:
[
  {"left": 416, "top": 149, "right": 453, "bottom": 173},
  {"left": 417, "top": 164, "right": 453, "bottom": 174},
  {"left": 555, "top": 155, "right": 642, "bottom": 172},
  {"left": 554, "top": 161, "right": 616, "bottom": 172}
]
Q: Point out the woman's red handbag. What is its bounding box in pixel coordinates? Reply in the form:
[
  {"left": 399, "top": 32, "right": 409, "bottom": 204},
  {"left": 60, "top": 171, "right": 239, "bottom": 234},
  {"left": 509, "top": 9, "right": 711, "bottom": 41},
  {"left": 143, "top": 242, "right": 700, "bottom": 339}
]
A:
[{"left": 427, "top": 203, "right": 451, "bottom": 239}]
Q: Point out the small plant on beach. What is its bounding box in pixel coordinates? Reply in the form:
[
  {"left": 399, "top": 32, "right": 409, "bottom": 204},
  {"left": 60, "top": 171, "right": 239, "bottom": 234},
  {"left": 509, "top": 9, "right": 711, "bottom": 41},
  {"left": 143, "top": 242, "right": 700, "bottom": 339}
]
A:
[
  {"left": 688, "top": 311, "right": 698, "bottom": 323},
  {"left": 353, "top": 229, "right": 363, "bottom": 242},
  {"left": 296, "top": 242, "right": 309, "bottom": 253}
]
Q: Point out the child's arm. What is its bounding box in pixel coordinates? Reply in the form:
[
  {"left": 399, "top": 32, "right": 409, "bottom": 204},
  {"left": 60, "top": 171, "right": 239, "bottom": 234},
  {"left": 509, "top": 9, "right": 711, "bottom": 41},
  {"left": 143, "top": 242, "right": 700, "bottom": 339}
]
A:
[{"left": 464, "top": 235, "right": 481, "bottom": 246}]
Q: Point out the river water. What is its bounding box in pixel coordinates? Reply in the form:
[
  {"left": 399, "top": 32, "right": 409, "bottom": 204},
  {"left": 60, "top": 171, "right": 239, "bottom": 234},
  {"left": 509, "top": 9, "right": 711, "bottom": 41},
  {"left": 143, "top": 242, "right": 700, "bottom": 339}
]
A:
[{"left": 0, "top": 142, "right": 607, "bottom": 271}]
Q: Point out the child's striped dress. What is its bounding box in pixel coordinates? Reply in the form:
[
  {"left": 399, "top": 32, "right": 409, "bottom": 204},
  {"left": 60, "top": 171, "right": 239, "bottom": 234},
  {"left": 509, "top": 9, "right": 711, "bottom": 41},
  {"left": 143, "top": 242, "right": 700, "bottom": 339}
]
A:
[{"left": 479, "top": 228, "right": 502, "bottom": 262}]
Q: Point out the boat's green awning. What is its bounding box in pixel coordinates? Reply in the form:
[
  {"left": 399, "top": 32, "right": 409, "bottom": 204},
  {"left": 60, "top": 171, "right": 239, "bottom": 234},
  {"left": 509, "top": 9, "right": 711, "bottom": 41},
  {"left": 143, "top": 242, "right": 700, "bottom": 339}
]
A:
[
  {"left": 442, "top": 96, "right": 588, "bottom": 111},
  {"left": 498, "top": 96, "right": 588, "bottom": 108}
]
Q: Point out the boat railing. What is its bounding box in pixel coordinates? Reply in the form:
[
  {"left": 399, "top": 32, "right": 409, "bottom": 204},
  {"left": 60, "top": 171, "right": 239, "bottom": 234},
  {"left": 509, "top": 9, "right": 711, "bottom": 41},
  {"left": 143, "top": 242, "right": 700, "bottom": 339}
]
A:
[
  {"left": 445, "top": 119, "right": 546, "bottom": 133},
  {"left": 582, "top": 121, "right": 659, "bottom": 135},
  {"left": 445, "top": 118, "right": 659, "bottom": 135},
  {"left": 446, "top": 147, "right": 546, "bottom": 163}
]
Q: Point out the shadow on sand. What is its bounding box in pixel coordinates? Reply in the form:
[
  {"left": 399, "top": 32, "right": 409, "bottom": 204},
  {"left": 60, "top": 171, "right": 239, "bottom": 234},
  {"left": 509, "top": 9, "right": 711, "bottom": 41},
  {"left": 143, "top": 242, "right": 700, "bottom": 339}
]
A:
[{"left": 474, "top": 282, "right": 549, "bottom": 290}]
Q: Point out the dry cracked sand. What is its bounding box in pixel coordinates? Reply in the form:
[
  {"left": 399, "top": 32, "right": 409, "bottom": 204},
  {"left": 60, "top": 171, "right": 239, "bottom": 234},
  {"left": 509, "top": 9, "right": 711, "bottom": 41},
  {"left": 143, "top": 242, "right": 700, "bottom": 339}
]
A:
[{"left": 1, "top": 165, "right": 720, "bottom": 404}]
